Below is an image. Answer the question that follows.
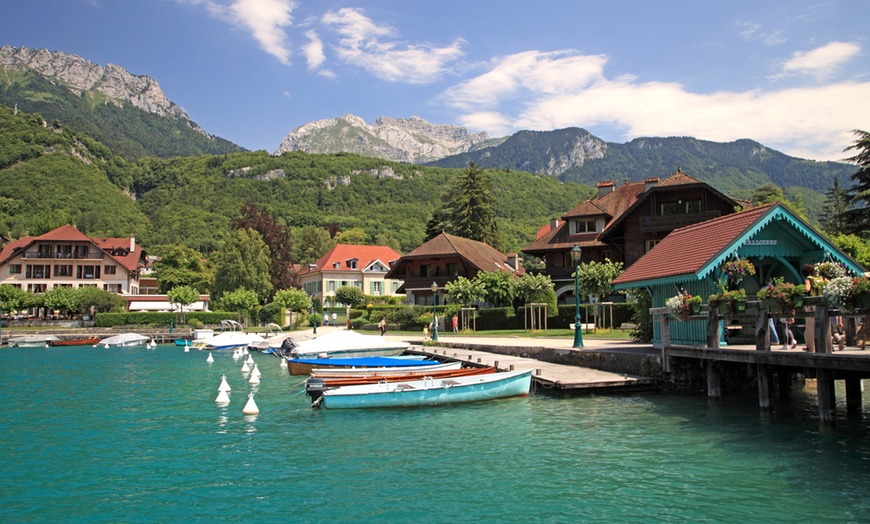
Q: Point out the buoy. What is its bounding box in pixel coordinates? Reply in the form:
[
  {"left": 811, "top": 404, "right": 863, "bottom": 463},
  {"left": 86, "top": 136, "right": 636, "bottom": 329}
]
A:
[
  {"left": 206, "top": 353, "right": 214, "bottom": 363},
  {"left": 252, "top": 364, "right": 261, "bottom": 378},
  {"left": 184, "top": 346, "right": 190, "bottom": 352},
  {"left": 215, "top": 389, "right": 230, "bottom": 403},
  {"left": 241, "top": 361, "right": 250, "bottom": 372},
  {"left": 219, "top": 374, "right": 231, "bottom": 392},
  {"left": 249, "top": 372, "right": 260, "bottom": 384},
  {"left": 148, "top": 339, "right": 156, "bottom": 348},
  {"left": 246, "top": 355, "right": 254, "bottom": 365},
  {"left": 232, "top": 349, "right": 241, "bottom": 360},
  {"left": 279, "top": 359, "right": 287, "bottom": 368},
  {"left": 243, "top": 348, "right": 249, "bottom": 355},
  {"left": 242, "top": 392, "right": 259, "bottom": 414}
]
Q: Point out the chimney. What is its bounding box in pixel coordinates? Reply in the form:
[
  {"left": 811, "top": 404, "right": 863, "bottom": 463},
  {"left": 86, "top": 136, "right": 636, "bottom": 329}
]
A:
[
  {"left": 550, "top": 218, "right": 561, "bottom": 231},
  {"left": 644, "top": 177, "right": 660, "bottom": 191},
  {"left": 130, "top": 235, "right": 135, "bottom": 252},
  {"left": 506, "top": 253, "right": 522, "bottom": 271},
  {"left": 597, "top": 181, "right": 615, "bottom": 199}
]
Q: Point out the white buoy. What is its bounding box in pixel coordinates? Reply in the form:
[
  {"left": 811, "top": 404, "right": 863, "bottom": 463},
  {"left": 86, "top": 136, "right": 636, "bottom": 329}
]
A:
[
  {"left": 206, "top": 352, "right": 214, "bottom": 363},
  {"left": 219, "top": 374, "right": 231, "bottom": 392},
  {"left": 242, "top": 392, "right": 259, "bottom": 414},
  {"left": 243, "top": 347, "right": 249, "bottom": 355},
  {"left": 279, "top": 359, "right": 287, "bottom": 368},
  {"left": 148, "top": 339, "right": 156, "bottom": 348},
  {"left": 232, "top": 349, "right": 241, "bottom": 360},
  {"left": 215, "top": 389, "right": 230, "bottom": 404},
  {"left": 184, "top": 346, "right": 190, "bottom": 352},
  {"left": 249, "top": 372, "right": 260, "bottom": 385},
  {"left": 246, "top": 355, "right": 254, "bottom": 365},
  {"left": 252, "top": 364, "right": 261, "bottom": 378},
  {"left": 241, "top": 361, "right": 250, "bottom": 372}
]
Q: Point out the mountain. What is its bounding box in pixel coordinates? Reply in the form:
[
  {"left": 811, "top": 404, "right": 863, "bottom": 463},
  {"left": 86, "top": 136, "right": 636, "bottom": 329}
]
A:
[
  {"left": 274, "top": 114, "right": 490, "bottom": 163},
  {"left": 429, "top": 128, "right": 854, "bottom": 195},
  {"left": 0, "top": 45, "right": 244, "bottom": 159}
]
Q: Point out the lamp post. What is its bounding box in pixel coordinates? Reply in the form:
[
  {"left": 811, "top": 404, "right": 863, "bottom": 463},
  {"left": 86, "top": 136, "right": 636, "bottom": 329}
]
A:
[
  {"left": 311, "top": 305, "right": 317, "bottom": 335},
  {"left": 431, "top": 281, "right": 439, "bottom": 341},
  {"left": 571, "top": 244, "right": 584, "bottom": 348}
]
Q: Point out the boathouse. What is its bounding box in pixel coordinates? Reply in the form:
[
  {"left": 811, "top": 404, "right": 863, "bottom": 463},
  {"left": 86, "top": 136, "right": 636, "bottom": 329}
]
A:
[{"left": 612, "top": 203, "right": 864, "bottom": 347}]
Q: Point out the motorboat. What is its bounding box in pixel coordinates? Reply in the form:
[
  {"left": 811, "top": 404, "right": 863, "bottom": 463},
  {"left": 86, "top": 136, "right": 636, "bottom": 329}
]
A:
[
  {"left": 189, "top": 320, "right": 263, "bottom": 350},
  {"left": 97, "top": 333, "right": 151, "bottom": 348},
  {"left": 287, "top": 356, "right": 442, "bottom": 375},
  {"left": 288, "top": 330, "right": 409, "bottom": 360},
  {"left": 247, "top": 323, "right": 298, "bottom": 354},
  {"left": 51, "top": 336, "right": 101, "bottom": 347},
  {"left": 314, "top": 369, "right": 533, "bottom": 409},
  {"left": 9, "top": 335, "right": 60, "bottom": 347}
]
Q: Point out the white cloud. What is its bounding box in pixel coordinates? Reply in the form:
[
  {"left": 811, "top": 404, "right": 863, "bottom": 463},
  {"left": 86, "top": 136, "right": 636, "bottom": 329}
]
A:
[
  {"left": 321, "top": 7, "right": 464, "bottom": 84},
  {"left": 738, "top": 21, "right": 786, "bottom": 46},
  {"left": 441, "top": 50, "right": 870, "bottom": 161},
  {"left": 180, "top": 0, "right": 296, "bottom": 64},
  {"left": 303, "top": 29, "right": 325, "bottom": 70},
  {"left": 777, "top": 41, "right": 861, "bottom": 80}
]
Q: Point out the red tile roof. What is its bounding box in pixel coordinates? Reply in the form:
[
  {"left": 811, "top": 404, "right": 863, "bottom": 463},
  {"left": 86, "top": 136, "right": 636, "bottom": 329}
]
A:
[
  {"left": 612, "top": 204, "right": 776, "bottom": 286},
  {"left": 0, "top": 225, "right": 145, "bottom": 273},
  {"left": 300, "top": 244, "right": 401, "bottom": 274},
  {"left": 387, "top": 232, "right": 523, "bottom": 277}
]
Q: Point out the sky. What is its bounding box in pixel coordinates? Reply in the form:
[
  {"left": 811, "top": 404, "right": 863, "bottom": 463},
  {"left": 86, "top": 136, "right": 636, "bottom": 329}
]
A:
[{"left": 1, "top": 0, "right": 868, "bottom": 162}]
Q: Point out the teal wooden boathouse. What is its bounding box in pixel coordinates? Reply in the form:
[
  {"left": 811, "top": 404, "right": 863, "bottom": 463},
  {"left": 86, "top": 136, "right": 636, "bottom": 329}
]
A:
[{"left": 612, "top": 203, "right": 864, "bottom": 347}]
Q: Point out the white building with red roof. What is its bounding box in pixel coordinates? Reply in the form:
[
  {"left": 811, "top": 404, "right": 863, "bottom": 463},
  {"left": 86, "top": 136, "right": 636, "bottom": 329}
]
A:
[
  {"left": 299, "top": 244, "right": 404, "bottom": 308},
  {"left": 0, "top": 225, "right": 147, "bottom": 295}
]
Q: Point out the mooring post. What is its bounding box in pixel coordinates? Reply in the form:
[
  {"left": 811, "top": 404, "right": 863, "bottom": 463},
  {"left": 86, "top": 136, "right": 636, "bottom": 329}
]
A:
[
  {"left": 706, "top": 307, "right": 720, "bottom": 349},
  {"left": 660, "top": 311, "right": 671, "bottom": 373},
  {"left": 755, "top": 303, "right": 770, "bottom": 351},
  {"left": 817, "top": 368, "right": 837, "bottom": 427},
  {"left": 706, "top": 360, "right": 721, "bottom": 401},
  {"left": 815, "top": 303, "right": 831, "bottom": 353},
  {"left": 845, "top": 377, "right": 863, "bottom": 414},
  {"left": 757, "top": 364, "right": 774, "bottom": 411}
]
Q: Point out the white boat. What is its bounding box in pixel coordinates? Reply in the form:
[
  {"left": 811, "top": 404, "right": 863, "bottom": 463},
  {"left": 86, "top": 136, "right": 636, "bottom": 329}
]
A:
[
  {"left": 316, "top": 369, "right": 533, "bottom": 409},
  {"left": 190, "top": 320, "right": 263, "bottom": 350},
  {"left": 97, "top": 333, "right": 151, "bottom": 348},
  {"left": 9, "top": 335, "right": 60, "bottom": 347},
  {"left": 289, "top": 330, "right": 410, "bottom": 359},
  {"left": 247, "top": 323, "right": 298, "bottom": 353}
]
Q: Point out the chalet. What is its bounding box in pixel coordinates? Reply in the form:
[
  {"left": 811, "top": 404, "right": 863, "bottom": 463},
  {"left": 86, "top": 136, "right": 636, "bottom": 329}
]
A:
[
  {"left": 611, "top": 203, "right": 864, "bottom": 347},
  {"left": 299, "top": 244, "right": 403, "bottom": 308},
  {"left": 522, "top": 169, "right": 739, "bottom": 303},
  {"left": 0, "top": 224, "right": 147, "bottom": 295},
  {"left": 384, "top": 232, "right": 524, "bottom": 305}
]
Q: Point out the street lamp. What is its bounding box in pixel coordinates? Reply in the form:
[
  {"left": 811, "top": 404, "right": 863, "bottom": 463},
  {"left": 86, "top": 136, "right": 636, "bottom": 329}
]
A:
[
  {"left": 431, "top": 281, "right": 439, "bottom": 341},
  {"left": 571, "top": 244, "right": 584, "bottom": 348},
  {"left": 311, "top": 305, "right": 317, "bottom": 335}
]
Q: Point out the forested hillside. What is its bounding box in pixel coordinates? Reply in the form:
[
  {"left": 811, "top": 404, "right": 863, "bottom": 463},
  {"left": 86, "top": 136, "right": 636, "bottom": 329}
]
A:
[
  {"left": 0, "top": 105, "right": 594, "bottom": 255},
  {"left": 0, "top": 67, "right": 244, "bottom": 159}
]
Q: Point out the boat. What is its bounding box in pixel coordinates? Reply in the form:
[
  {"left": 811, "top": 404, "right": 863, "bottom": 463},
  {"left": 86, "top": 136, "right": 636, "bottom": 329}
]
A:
[
  {"left": 9, "top": 335, "right": 60, "bottom": 347},
  {"left": 51, "top": 336, "right": 101, "bottom": 347},
  {"left": 97, "top": 333, "right": 151, "bottom": 348},
  {"left": 305, "top": 366, "right": 497, "bottom": 403},
  {"left": 288, "top": 330, "right": 410, "bottom": 359},
  {"left": 314, "top": 369, "right": 533, "bottom": 409},
  {"left": 247, "top": 323, "right": 298, "bottom": 354},
  {"left": 288, "top": 356, "right": 445, "bottom": 376},
  {"left": 309, "top": 361, "right": 462, "bottom": 377},
  {"left": 189, "top": 320, "right": 263, "bottom": 350}
]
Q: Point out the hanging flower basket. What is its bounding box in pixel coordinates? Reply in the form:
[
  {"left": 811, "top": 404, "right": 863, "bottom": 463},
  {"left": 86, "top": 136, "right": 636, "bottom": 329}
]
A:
[
  {"left": 822, "top": 276, "right": 853, "bottom": 312},
  {"left": 708, "top": 289, "right": 746, "bottom": 321},
  {"left": 761, "top": 298, "right": 781, "bottom": 313},
  {"left": 722, "top": 258, "right": 756, "bottom": 285},
  {"left": 851, "top": 277, "right": 870, "bottom": 310},
  {"left": 666, "top": 292, "right": 702, "bottom": 322},
  {"left": 756, "top": 278, "right": 803, "bottom": 318}
]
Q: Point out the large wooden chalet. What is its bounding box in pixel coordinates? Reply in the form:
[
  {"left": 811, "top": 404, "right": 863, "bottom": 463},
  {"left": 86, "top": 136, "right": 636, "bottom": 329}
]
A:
[{"left": 522, "top": 169, "right": 739, "bottom": 302}]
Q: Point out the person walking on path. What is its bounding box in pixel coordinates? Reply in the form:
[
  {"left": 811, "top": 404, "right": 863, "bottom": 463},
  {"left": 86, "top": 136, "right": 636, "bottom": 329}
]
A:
[
  {"left": 803, "top": 263, "right": 825, "bottom": 352},
  {"left": 323, "top": 313, "right": 329, "bottom": 327},
  {"left": 764, "top": 277, "right": 780, "bottom": 346},
  {"left": 780, "top": 318, "right": 797, "bottom": 350},
  {"left": 452, "top": 313, "right": 459, "bottom": 334},
  {"left": 332, "top": 312, "right": 338, "bottom": 327},
  {"left": 378, "top": 317, "right": 387, "bottom": 336}
]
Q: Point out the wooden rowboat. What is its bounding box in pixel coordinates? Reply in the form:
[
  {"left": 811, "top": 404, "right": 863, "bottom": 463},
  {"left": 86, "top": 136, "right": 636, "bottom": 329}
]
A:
[
  {"left": 287, "top": 356, "right": 444, "bottom": 376},
  {"left": 305, "top": 366, "right": 497, "bottom": 402},
  {"left": 51, "top": 337, "right": 101, "bottom": 347}
]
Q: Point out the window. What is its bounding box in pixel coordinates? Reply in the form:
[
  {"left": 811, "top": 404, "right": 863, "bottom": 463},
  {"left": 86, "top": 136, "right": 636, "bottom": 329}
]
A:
[
  {"left": 447, "top": 263, "right": 459, "bottom": 276},
  {"left": 686, "top": 199, "right": 701, "bottom": 213},
  {"left": 347, "top": 259, "right": 358, "bottom": 270},
  {"left": 74, "top": 246, "right": 89, "bottom": 259},
  {"left": 600, "top": 250, "right": 613, "bottom": 262},
  {"left": 574, "top": 219, "right": 595, "bottom": 234},
  {"left": 391, "top": 281, "right": 399, "bottom": 293},
  {"left": 327, "top": 280, "right": 336, "bottom": 292},
  {"left": 104, "top": 265, "right": 117, "bottom": 275},
  {"left": 8, "top": 264, "right": 21, "bottom": 274},
  {"left": 26, "top": 265, "right": 50, "bottom": 279},
  {"left": 28, "top": 284, "right": 47, "bottom": 293},
  {"left": 54, "top": 265, "right": 73, "bottom": 277},
  {"left": 659, "top": 202, "right": 678, "bottom": 215},
  {"left": 645, "top": 239, "right": 660, "bottom": 252},
  {"left": 79, "top": 284, "right": 97, "bottom": 288},
  {"left": 420, "top": 264, "right": 432, "bottom": 277},
  {"left": 104, "top": 284, "right": 122, "bottom": 293},
  {"left": 56, "top": 245, "right": 72, "bottom": 258},
  {"left": 371, "top": 281, "right": 382, "bottom": 296}
]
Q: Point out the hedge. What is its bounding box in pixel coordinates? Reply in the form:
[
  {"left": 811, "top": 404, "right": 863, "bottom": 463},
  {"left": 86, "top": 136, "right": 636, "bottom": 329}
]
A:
[{"left": 95, "top": 311, "right": 240, "bottom": 327}]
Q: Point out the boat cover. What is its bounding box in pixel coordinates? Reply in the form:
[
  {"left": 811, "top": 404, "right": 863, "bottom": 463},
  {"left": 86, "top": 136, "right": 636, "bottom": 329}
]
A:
[{"left": 287, "top": 356, "right": 437, "bottom": 368}]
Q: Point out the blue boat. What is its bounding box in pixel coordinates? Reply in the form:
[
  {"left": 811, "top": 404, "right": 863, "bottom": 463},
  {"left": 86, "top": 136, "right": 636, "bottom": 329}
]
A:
[
  {"left": 315, "top": 369, "right": 532, "bottom": 409},
  {"left": 287, "top": 356, "right": 434, "bottom": 375}
]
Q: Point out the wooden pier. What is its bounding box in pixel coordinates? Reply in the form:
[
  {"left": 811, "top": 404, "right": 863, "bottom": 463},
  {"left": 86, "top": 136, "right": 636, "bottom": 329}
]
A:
[{"left": 408, "top": 345, "right": 657, "bottom": 393}]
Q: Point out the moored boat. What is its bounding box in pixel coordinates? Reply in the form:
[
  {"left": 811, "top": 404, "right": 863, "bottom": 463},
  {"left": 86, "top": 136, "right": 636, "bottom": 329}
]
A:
[
  {"left": 9, "top": 335, "right": 60, "bottom": 347},
  {"left": 314, "top": 368, "right": 532, "bottom": 409},
  {"left": 288, "top": 330, "right": 409, "bottom": 359},
  {"left": 287, "top": 356, "right": 443, "bottom": 376},
  {"left": 309, "top": 361, "right": 461, "bottom": 377},
  {"left": 305, "top": 366, "right": 497, "bottom": 403},
  {"left": 51, "top": 336, "right": 101, "bottom": 347},
  {"left": 97, "top": 333, "right": 150, "bottom": 348}
]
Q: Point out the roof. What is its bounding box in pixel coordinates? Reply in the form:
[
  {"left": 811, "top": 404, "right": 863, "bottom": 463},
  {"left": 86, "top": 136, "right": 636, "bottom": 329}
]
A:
[
  {"left": 612, "top": 203, "right": 864, "bottom": 288},
  {"left": 300, "top": 244, "right": 401, "bottom": 275},
  {"left": 385, "top": 232, "right": 523, "bottom": 278},
  {"left": 0, "top": 225, "right": 145, "bottom": 273}
]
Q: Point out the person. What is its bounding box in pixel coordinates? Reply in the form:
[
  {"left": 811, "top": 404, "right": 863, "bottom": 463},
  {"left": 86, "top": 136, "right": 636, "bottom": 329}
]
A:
[
  {"left": 452, "top": 313, "right": 459, "bottom": 334},
  {"left": 763, "top": 277, "right": 780, "bottom": 346},
  {"left": 856, "top": 316, "right": 870, "bottom": 351},
  {"left": 802, "top": 263, "right": 824, "bottom": 352},
  {"left": 831, "top": 315, "right": 845, "bottom": 351},
  {"left": 323, "top": 313, "right": 329, "bottom": 327},
  {"left": 780, "top": 317, "right": 797, "bottom": 350},
  {"left": 332, "top": 312, "right": 337, "bottom": 327},
  {"left": 378, "top": 317, "right": 386, "bottom": 336}
]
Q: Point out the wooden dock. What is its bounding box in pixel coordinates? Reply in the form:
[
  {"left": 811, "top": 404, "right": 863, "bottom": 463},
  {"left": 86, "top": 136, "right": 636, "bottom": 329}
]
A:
[{"left": 408, "top": 345, "right": 657, "bottom": 393}]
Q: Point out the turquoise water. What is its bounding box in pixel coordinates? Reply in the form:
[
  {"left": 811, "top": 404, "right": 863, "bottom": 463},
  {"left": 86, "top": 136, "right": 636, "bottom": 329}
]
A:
[{"left": 2, "top": 345, "right": 869, "bottom": 523}]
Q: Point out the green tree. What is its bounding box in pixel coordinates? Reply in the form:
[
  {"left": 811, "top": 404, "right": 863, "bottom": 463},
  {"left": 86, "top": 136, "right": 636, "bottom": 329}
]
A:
[
  {"left": 219, "top": 288, "right": 260, "bottom": 325},
  {"left": 831, "top": 234, "right": 870, "bottom": 268},
  {"left": 820, "top": 176, "right": 852, "bottom": 235},
  {"left": 474, "top": 271, "right": 516, "bottom": 307},
  {"left": 292, "top": 226, "right": 335, "bottom": 265},
  {"left": 0, "top": 284, "right": 25, "bottom": 314},
  {"left": 444, "top": 276, "right": 485, "bottom": 306},
  {"left": 749, "top": 183, "right": 809, "bottom": 222},
  {"left": 514, "top": 273, "right": 557, "bottom": 311},
  {"left": 444, "top": 162, "right": 502, "bottom": 249},
  {"left": 230, "top": 202, "right": 298, "bottom": 292},
  {"left": 212, "top": 228, "right": 273, "bottom": 303},
  {"left": 151, "top": 245, "right": 212, "bottom": 293},
  {"left": 334, "top": 228, "right": 369, "bottom": 245},
  {"left": 167, "top": 285, "right": 200, "bottom": 325},
  {"left": 335, "top": 285, "right": 365, "bottom": 309},
  {"left": 74, "top": 287, "right": 125, "bottom": 315},
  {"left": 575, "top": 259, "right": 624, "bottom": 301},
  {"left": 42, "top": 286, "right": 78, "bottom": 317},
  {"left": 273, "top": 288, "right": 312, "bottom": 312},
  {"left": 843, "top": 130, "right": 870, "bottom": 236}
]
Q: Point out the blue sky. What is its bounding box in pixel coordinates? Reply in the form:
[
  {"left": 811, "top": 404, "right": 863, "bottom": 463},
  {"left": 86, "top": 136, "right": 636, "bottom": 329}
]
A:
[{"left": 1, "top": 0, "right": 868, "bottom": 161}]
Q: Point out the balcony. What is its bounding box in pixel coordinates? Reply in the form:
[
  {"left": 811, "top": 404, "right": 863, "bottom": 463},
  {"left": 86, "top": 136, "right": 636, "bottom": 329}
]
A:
[
  {"left": 22, "top": 252, "right": 103, "bottom": 260},
  {"left": 639, "top": 210, "right": 721, "bottom": 233}
]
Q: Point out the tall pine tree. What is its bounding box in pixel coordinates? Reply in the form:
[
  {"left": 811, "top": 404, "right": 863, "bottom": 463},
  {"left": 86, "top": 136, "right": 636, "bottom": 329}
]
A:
[
  {"left": 438, "top": 162, "right": 502, "bottom": 250},
  {"left": 842, "top": 130, "right": 870, "bottom": 237}
]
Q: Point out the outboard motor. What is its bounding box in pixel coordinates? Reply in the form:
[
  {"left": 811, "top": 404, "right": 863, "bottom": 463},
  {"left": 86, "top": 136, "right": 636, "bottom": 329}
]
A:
[
  {"left": 280, "top": 337, "right": 298, "bottom": 357},
  {"left": 306, "top": 378, "right": 327, "bottom": 406}
]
